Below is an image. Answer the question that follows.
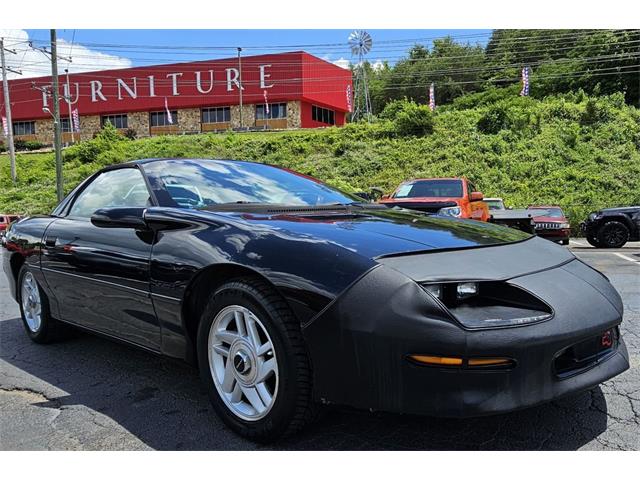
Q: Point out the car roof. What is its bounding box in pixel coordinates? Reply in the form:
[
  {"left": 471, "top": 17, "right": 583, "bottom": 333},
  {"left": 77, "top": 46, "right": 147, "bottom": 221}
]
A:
[
  {"left": 409, "top": 177, "right": 467, "bottom": 182},
  {"left": 484, "top": 198, "right": 503, "bottom": 201},
  {"left": 528, "top": 205, "right": 562, "bottom": 209},
  {"left": 124, "top": 158, "right": 257, "bottom": 166}
]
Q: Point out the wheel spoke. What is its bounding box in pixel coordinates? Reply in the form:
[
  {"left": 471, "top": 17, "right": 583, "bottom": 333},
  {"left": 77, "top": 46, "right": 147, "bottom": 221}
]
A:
[
  {"left": 234, "top": 310, "right": 247, "bottom": 337},
  {"left": 213, "top": 344, "right": 230, "bottom": 357},
  {"left": 256, "top": 357, "right": 276, "bottom": 383},
  {"left": 221, "top": 357, "right": 236, "bottom": 393},
  {"left": 255, "top": 382, "right": 273, "bottom": 406},
  {"left": 246, "top": 315, "right": 262, "bottom": 349},
  {"left": 256, "top": 340, "right": 272, "bottom": 356},
  {"left": 241, "top": 385, "right": 266, "bottom": 413},
  {"left": 230, "top": 382, "right": 242, "bottom": 403},
  {"left": 215, "top": 330, "right": 241, "bottom": 345}
]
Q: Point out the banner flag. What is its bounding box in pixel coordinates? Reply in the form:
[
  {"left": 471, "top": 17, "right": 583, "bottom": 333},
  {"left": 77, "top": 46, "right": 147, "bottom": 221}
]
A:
[
  {"left": 263, "top": 90, "right": 269, "bottom": 115},
  {"left": 520, "top": 66, "right": 530, "bottom": 96},
  {"left": 1, "top": 116, "right": 7, "bottom": 137},
  {"left": 428, "top": 83, "right": 436, "bottom": 111},
  {"left": 164, "top": 97, "right": 173, "bottom": 124},
  {"left": 346, "top": 85, "right": 353, "bottom": 113},
  {"left": 72, "top": 109, "right": 80, "bottom": 132}
]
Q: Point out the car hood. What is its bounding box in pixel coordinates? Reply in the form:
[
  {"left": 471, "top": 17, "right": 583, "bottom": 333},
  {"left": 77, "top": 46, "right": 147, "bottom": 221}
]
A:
[
  {"left": 380, "top": 196, "right": 462, "bottom": 205},
  {"left": 599, "top": 206, "right": 640, "bottom": 214},
  {"left": 200, "top": 206, "right": 531, "bottom": 259}
]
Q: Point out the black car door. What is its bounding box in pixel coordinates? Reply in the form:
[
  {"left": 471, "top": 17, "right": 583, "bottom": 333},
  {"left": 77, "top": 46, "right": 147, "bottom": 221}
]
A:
[{"left": 41, "top": 166, "right": 161, "bottom": 351}]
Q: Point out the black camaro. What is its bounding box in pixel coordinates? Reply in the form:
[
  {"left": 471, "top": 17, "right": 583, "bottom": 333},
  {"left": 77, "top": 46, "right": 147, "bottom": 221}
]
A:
[{"left": 2, "top": 158, "right": 629, "bottom": 441}]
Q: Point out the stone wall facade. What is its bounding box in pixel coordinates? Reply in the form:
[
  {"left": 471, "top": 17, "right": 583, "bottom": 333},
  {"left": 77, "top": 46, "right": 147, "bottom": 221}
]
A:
[
  {"left": 128, "top": 112, "right": 149, "bottom": 138},
  {"left": 287, "top": 101, "right": 301, "bottom": 129},
  {"left": 7, "top": 100, "right": 306, "bottom": 146}
]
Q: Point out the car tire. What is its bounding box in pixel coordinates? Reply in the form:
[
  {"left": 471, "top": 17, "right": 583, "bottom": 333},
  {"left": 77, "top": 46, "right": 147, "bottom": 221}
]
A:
[
  {"left": 196, "top": 277, "right": 316, "bottom": 442},
  {"left": 561, "top": 239, "right": 569, "bottom": 246},
  {"left": 17, "top": 265, "right": 63, "bottom": 344},
  {"left": 586, "top": 235, "right": 602, "bottom": 248},
  {"left": 597, "top": 221, "right": 629, "bottom": 248}
]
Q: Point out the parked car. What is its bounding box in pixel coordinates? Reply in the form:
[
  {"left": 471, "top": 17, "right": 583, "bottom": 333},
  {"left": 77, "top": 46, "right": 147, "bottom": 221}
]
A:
[
  {"left": 528, "top": 206, "right": 571, "bottom": 245},
  {"left": 379, "top": 177, "right": 490, "bottom": 221},
  {"left": 581, "top": 206, "right": 640, "bottom": 248},
  {"left": 3, "top": 159, "right": 629, "bottom": 441},
  {"left": 484, "top": 197, "right": 506, "bottom": 211},
  {"left": 0, "top": 214, "right": 21, "bottom": 237}
]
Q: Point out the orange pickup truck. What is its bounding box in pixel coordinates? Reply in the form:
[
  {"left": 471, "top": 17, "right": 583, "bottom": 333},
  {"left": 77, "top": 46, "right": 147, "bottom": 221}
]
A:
[{"left": 379, "top": 177, "right": 490, "bottom": 221}]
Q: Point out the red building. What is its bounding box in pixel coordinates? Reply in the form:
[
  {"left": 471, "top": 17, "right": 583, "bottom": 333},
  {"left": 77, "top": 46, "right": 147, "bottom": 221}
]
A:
[{"left": 1, "top": 51, "right": 353, "bottom": 144}]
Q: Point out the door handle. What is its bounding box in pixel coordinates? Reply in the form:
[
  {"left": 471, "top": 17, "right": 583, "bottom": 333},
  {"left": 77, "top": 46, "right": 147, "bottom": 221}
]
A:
[{"left": 45, "top": 236, "right": 58, "bottom": 248}]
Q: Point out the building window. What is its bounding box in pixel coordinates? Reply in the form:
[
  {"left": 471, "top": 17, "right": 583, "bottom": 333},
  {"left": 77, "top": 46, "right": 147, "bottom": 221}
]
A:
[
  {"left": 202, "top": 107, "right": 231, "bottom": 124},
  {"left": 150, "top": 111, "right": 178, "bottom": 127},
  {"left": 60, "top": 118, "right": 72, "bottom": 133},
  {"left": 256, "top": 103, "right": 287, "bottom": 120},
  {"left": 12, "top": 121, "right": 35, "bottom": 136},
  {"left": 312, "top": 105, "right": 335, "bottom": 125},
  {"left": 101, "top": 114, "right": 128, "bottom": 129}
]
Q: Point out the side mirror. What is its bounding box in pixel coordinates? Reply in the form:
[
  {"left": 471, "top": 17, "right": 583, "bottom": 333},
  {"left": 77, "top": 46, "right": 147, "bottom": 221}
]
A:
[
  {"left": 353, "top": 192, "right": 373, "bottom": 201},
  {"left": 470, "top": 191, "right": 484, "bottom": 202},
  {"left": 381, "top": 194, "right": 391, "bottom": 201},
  {"left": 369, "top": 187, "right": 384, "bottom": 201},
  {"left": 91, "top": 207, "right": 148, "bottom": 229}
]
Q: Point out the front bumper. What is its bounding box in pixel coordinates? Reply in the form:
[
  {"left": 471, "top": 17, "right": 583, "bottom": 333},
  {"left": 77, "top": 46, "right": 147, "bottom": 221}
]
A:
[
  {"left": 303, "top": 245, "right": 628, "bottom": 418},
  {"left": 536, "top": 228, "right": 571, "bottom": 242}
]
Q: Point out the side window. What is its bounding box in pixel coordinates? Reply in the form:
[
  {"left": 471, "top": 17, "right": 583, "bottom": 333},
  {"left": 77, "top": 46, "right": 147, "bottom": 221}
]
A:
[
  {"left": 468, "top": 182, "right": 475, "bottom": 196},
  {"left": 69, "top": 168, "right": 150, "bottom": 218}
]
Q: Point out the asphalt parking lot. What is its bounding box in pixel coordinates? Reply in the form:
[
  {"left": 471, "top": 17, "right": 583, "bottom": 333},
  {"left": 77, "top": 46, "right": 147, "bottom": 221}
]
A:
[{"left": 1, "top": 241, "right": 638, "bottom": 450}]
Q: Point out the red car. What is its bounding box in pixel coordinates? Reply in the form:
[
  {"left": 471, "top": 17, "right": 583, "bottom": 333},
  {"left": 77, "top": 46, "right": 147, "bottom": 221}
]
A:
[
  {"left": 0, "top": 214, "right": 20, "bottom": 236},
  {"left": 528, "top": 206, "right": 571, "bottom": 245}
]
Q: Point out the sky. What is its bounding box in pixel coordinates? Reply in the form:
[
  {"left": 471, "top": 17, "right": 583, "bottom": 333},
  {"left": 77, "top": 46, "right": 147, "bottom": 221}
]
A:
[{"left": 0, "top": 29, "right": 493, "bottom": 79}]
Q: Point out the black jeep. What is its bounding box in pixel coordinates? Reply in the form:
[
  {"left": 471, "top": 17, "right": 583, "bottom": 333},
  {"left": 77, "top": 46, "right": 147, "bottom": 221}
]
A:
[{"left": 581, "top": 206, "right": 640, "bottom": 248}]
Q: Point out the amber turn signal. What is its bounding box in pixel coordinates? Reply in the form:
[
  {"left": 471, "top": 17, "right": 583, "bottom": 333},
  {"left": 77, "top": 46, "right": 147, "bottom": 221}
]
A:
[
  {"left": 408, "top": 355, "right": 515, "bottom": 369},
  {"left": 409, "top": 355, "right": 463, "bottom": 366},
  {"left": 468, "top": 357, "right": 513, "bottom": 367}
]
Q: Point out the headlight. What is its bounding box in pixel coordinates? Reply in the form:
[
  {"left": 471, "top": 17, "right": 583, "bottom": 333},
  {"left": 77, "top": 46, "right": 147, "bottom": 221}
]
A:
[
  {"left": 421, "top": 281, "right": 552, "bottom": 329},
  {"left": 558, "top": 222, "right": 570, "bottom": 229},
  {"left": 438, "top": 206, "right": 462, "bottom": 217},
  {"left": 456, "top": 282, "right": 478, "bottom": 299}
]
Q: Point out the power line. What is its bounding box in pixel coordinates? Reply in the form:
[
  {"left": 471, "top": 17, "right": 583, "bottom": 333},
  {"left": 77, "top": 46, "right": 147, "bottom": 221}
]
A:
[{"left": 5, "top": 63, "right": 640, "bottom": 109}]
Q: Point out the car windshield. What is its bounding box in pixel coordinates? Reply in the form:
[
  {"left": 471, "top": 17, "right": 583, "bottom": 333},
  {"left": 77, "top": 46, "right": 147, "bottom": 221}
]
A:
[
  {"left": 143, "top": 159, "right": 359, "bottom": 208},
  {"left": 393, "top": 179, "right": 463, "bottom": 199},
  {"left": 529, "top": 207, "right": 564, "bottom": 218}
]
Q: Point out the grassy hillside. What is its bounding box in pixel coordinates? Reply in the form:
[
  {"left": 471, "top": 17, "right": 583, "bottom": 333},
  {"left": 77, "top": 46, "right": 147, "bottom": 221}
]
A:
[{"left": 1, "top": 90, "right": 639, "bottom": 233}]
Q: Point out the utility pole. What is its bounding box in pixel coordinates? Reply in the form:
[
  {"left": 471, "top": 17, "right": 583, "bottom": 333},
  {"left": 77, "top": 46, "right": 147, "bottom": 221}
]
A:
[
  {"left": 29, "top": 33, "right": 71, "bottom": 201},
  {"left": 50, "top": 30, "right": 64, "bottom": 202},
  {"left": 64, "top": 69, "right": 74, "bottom": 143},
  {"left": 237, "top": 47, "right": 243, "bottom": 129},
  {"left": 1, "top": 38, "right": 21, "bottom": 185}
]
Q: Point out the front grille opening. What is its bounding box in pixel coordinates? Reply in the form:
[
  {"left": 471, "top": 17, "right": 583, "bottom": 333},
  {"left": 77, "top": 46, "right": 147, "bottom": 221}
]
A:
[
  {"left": 554, "top": 328, "right": 618, "bottom": 379},
  {"left": 442, "top": 282, "right": 553, "bottom": 329}
]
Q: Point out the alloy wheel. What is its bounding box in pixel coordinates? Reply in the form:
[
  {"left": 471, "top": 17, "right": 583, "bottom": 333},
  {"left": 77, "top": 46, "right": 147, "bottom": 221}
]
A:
[
  {"left": 21, "top": 271, "right": 42, "bottom": 333},
  {"left": 208, "top": 305, "right": 279, "bottom": 421}
]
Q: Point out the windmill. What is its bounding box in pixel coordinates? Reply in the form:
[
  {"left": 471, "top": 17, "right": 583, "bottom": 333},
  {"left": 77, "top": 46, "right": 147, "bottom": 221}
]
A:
[{"left": 348, "top": 30, "right": 373, "bottom": 121}]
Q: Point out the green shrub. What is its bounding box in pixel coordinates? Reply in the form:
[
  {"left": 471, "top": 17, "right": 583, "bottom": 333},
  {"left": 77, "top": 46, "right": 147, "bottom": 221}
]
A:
[
  {"left": 14, "top": 140, "right": 45, "bottom": 151},
  {"left": 1, "top": 91, "right": 639, "bottom": 238},
  {"left": 380, "top": 99, "right": 434, "bottom": 137},
  {"left": 124, "top": 128, "right": 138, "bottom": 140},
  {"left": 477, "top": 105, "right": 510, "bottom": 134}
]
